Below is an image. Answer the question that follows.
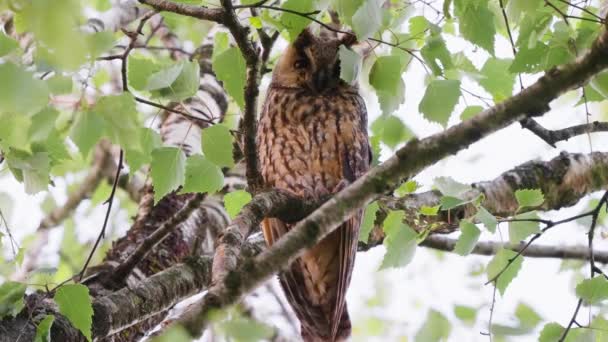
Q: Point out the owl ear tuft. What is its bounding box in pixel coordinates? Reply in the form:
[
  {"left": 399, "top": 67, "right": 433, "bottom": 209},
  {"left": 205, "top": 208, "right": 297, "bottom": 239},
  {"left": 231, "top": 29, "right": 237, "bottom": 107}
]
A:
[{"left": 294, "top": 28, "right": 314, "bottom": 50}]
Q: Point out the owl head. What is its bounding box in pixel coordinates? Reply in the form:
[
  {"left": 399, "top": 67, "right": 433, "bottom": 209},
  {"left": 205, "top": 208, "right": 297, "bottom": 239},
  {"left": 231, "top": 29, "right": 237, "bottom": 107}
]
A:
[{"left": 271, "top": 27, "right": 356, "bottom": 93}]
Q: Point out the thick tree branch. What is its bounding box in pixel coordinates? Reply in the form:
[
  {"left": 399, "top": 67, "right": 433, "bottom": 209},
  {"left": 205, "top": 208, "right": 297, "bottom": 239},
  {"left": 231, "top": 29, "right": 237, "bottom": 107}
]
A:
[
  {"left": 211, "top": 190, "right": 318, "bottom": 283},
  {"left": 378, "top": 151, "right": 608, "bottom": 234},
  {"left": 179, "top": 28, "right": 608, "bottom": 335}
]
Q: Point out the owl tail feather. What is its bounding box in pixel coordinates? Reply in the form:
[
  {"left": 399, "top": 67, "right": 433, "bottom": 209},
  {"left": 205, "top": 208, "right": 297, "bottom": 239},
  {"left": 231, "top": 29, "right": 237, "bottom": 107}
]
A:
[{"left": 300, "top": 305, "right": 351, "bottom": 342}]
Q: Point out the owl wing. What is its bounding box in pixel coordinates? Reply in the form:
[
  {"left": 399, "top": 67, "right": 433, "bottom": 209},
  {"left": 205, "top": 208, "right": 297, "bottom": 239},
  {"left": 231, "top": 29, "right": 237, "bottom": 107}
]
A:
[{"left": 331, "top": 93, "right": 371, "bottom": 338}]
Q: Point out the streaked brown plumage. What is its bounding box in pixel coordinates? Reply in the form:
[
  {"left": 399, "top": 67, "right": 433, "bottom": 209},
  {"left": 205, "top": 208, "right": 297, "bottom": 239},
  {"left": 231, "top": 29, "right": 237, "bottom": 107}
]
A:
[{"left": 256, "top": 28, "right": 370, "bottom": 341}]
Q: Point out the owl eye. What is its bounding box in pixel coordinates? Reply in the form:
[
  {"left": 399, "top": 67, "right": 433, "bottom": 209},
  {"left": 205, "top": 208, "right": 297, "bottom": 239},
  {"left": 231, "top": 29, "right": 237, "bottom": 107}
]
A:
[{"left": 293, "top": 59, "right": 308, "bottom": 69}]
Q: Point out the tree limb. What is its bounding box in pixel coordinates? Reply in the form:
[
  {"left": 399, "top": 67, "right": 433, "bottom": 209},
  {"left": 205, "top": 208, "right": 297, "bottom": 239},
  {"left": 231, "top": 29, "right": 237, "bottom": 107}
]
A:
[
  {"left": 137, "top": 0, "right": 225, "bottom": 22},
  {"left": 179, "top": 28, "right": 608, "bottom": 336},
  {"left": 378, "top": 151, "right": 608, "bottom": 234},
  {"left": 420, "top": 235, "right": 608, "bottom": 263},
  {"left": 521, "top": 119, "right": 608, "bottom": 147},
  {"left": 218, "top": 0, "right": 264, "bottom": 190}
]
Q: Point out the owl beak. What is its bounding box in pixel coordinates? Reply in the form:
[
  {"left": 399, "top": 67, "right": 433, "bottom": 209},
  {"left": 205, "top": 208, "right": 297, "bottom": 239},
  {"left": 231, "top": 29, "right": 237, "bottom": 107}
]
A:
[{"left": 312, "top": 68, "right": 331, "bottom": 92}]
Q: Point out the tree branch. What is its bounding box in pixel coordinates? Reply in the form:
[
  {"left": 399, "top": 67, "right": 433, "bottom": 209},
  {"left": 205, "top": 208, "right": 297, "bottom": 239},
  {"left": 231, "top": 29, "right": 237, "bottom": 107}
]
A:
[
  {"left": 137, "top": 0, "right": 225, "bottom": 22},
  {"left": 377, "top": 151, "right": 608, "bottom": 234},
  {"left": 521, "top": 119, "right": 608, "bottom": 147},
  {"left": 178, "top": 28, "right": 608, "bottom": 336},
  {"left": 219, "top": 0, "right": 264, "bottom": 190},
  {"left": 109, "top": 193, "right": 207, "bottom": 285},
  {"left": 420, "top": 235, "right": 608, "bottom": 263}
]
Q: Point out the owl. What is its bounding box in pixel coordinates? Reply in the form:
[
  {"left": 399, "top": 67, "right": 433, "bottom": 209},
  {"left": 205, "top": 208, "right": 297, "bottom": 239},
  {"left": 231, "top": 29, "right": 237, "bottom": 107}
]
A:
[{"left": 256, "top": 28, "right": 371, "bottom": 342}]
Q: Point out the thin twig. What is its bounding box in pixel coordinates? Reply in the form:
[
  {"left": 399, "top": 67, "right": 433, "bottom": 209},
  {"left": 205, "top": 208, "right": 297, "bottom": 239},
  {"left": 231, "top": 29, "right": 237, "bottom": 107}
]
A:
[
  {"left": 78, "top": 149, "right": 124, "bottom": 281},
  {"left": 134, "top": 96, "right": 215, "bottom": 124},
  {"left": 120, "top": 11, "right": 158, "bottom": 91},
  {"left": 560, "top": 192, "right": 608, "bottom": 340},
  {"left": 485, "top": 203, "right": 604, "bottom": 285}
]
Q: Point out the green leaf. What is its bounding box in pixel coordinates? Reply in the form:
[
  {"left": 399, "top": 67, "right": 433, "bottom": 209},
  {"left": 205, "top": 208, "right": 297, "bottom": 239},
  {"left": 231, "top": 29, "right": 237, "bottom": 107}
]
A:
[
  {"left": 419, "top": 79, "right": 461, "bottom": 127},
  {"left": 0, "top": 281, "right": 26, "bottom": 318},
  {"left": 395, "top": 180, "right": 420, "bottom": 197},
  {"left": 476, "top": 206, "right": 497, "bottom": 233},
  {"left": 510, "top": 41, "right": 572, "bottom": 74},
  {"left": 369, "top": 55, "right": 406, "bottom": 115},
  {"left": 146, "top": 63, "right": 183, "bottom": 91},
  {"left": 34, "top": 315, "right": 55, "bottom": 342},
  {"left": 440, "top": 196, "right": 467, "bottom": 210},
  {"left": 420, "top": 205, "right": 440, "bottom": 216},
  {"left": 478, "top": 58, "right": 515, "bottom": 102},
  {"left": 280, "top": 0, "right": 314, "bottom": 41},
  {"left": 515, "top": 302, "right": 542, "bottom": 329},
  {"left": 249, "top": 16, "right": 262, "bottom": 29},
  {"left": 70, "top": 111, "right": 106, "bottom": 158},
  {"left": 0, "top": 112, "right": 31, "bottom": 150},
  {"left": 86, "top": 31, "right": 115, "bottom": 59},
  {"left": 212, "top": 32, "right": 230, "bottom": 60},
  {"left": 128, "top": 55, "right": 161, "bottom": 91},
  {"left": 0, "top": 33, "right": 18, "bottom": 57},
  {"left": 96, "top": 93, "right": 142, "bottom": 151},
  {"left": 582, "top": 316, "right": 608, "bottom": 341},
  {"left": 224, "top": 190, "right": 252, "bottom": 219},
  {"left": 507, "top": 0, "right": 542, "bottom": 22},
  {"left": 46, "top": 75, "right": 73, "bottom": 94},
  {"left": 202, "top": 125, "right": 235, "bottom": 168},
  {"left": 360, "top": 202, "right": 379, "bottom": 243},
  {"left": 19, "top": 0, "right": 87, "bottom": 69},
  {"left": 515, "top": 188, "right": 545, "bottom": 209},
  {"left": 219, "top": 316, "right": 274, "bottom": 342},
  {"left": 125, "top": 128, "right": 162, "bottom": 172},
  {"left": 409, "top": 16, "right": 430, "bottom": 40},
  {"left": 6, "top": 150, "right": 51, "bottom": 194},
  {"left": 151, "top": 326, "right": 191, "bottom": 342},
  {"left": 339, "top": 45, "right": 361, "bottom": 84},
  {"left": 332, "top": 0, "right": 364, "bottom": 27},
  {"left": 460, "top": 105, "right": 484, "bottom": 121},
  {"left": 55, "top": 284, "right": 93, "bottom": 341},
  {"left": 486, "top": 248, "right": 523, "bottom": 295},
  {"left": 434, "top": 176, "right": 471, "bottom": 197},
  {"left": 151, "top": 147, "right": 187, "bottom": 203},
  {"left": 421, "top": 34, "right": 453, "bottom": 76},
  {"left": 576, "top": 276, "right": 608, "bottom": 304},
  {"left": 453, "top": 220, "right": 481, "bottom": 256},
  {"left": 454, "top": 0, "right": 496, "bottom": 54},
  {"left": 589, "top": 71, "right": 608, "bottom": 98},
  {"left": 539, "top": 323, "right": 565, "bottom": 342},
  {"left": 212, "top": 47, "right": 246, "bottom": 109},
  {"left": 380, "top": 210, "right": 417, "bottom": 269},
  {"left": 151, "top": 61, "right": 200, "bottom": 101},
  {"left": 29, "top": 107, "right": 59, "bottom": 143},
  {"left": 182, "top": 155, "right": 224, "bottom": 194},
  {"left": 508, "top": 211, "right": 540, "bottom": 244},
  {"left": 352, "top": 0, "right": 382, "bottom": 40},
  {"left": 370, "top": 115, "right": 412, "bottom": 148},
  {"left": 415, "top": 309, "right": 451, "bottom": 342},
  {"left": 516, "top": 10, "right": 551, "bottom": 48},
  {"left": 0, "top": 63, "right": 49, "bottom": 115},
  {"left": 454, "top": 305, "right": 477, "bottom": 326}
]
